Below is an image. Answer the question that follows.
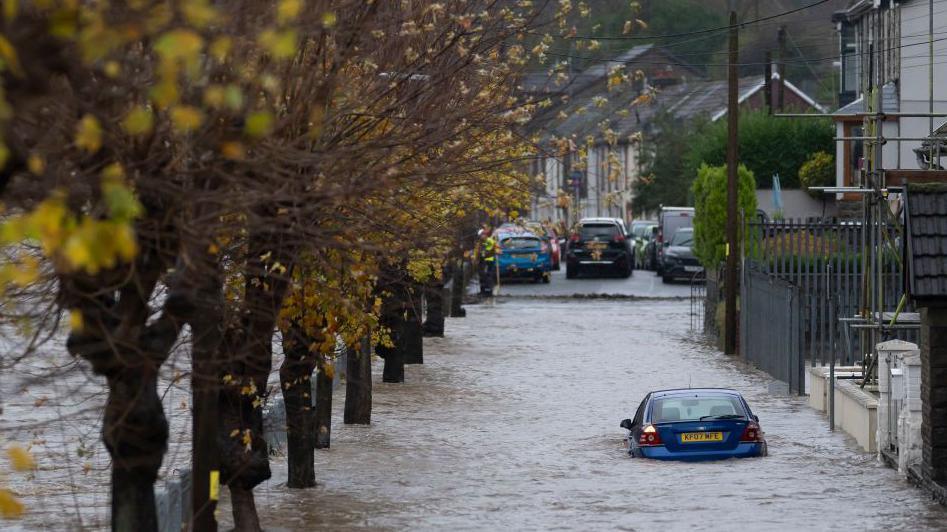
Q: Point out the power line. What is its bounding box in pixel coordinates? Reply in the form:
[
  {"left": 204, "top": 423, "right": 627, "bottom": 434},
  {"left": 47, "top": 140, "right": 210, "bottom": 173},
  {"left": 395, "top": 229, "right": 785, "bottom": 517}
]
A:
[
  {"left": 538, "top": 0, "right": 832, "bottom": 42},
  {"left": 542, "top": 34, "right": 947, "bottom": 70}
]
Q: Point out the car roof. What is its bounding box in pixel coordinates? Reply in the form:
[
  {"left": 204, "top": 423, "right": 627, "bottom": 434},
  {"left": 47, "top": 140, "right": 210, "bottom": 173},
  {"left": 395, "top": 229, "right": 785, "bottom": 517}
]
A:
[
  {"left": 496, "top": 230, "right": 540, "bottom": 238},
  {"left": 579, "top": 218, "right": 623, "bottom": 225},
  {"left": 649, "top": 388, "right": 743, "bottom": 398}
]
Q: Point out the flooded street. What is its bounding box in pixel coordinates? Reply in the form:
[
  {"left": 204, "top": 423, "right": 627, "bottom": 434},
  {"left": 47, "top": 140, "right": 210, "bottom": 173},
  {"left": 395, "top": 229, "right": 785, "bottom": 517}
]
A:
[{"left": 228, "top": 296, "right": 947, "bottom": 531}]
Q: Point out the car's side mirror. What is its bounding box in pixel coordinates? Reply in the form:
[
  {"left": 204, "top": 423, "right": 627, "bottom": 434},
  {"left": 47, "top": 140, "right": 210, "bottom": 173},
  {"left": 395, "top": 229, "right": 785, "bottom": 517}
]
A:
[
  {"left": 752, "top": 415, "right": 759, "bottom": 422},
  {"left": 663, "top": 242, "right": 670, "bottom": 248},
  {"left": 620, "top": 418, "right": 633, "bottom": 430}
]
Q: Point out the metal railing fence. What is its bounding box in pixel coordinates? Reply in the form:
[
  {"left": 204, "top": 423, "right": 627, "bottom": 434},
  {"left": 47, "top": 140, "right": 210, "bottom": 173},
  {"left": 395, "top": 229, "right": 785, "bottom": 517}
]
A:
[
  {"left": 740, "top": 269, "right": 804, "bottom": 394},
  {"left": 744, "top": 219, "right": 916, "bottom": 368}
]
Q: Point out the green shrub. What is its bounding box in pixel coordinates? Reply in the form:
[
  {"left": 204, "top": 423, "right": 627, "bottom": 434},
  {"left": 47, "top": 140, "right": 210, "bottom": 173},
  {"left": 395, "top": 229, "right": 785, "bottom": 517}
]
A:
[
  {"left": 692, "top": 163, "right": 757, "bottom": 267},
  {"left": 685, "top": 112, "right": 834, "bottom": 189},
  {"left": 799, "top": 151, "right": 835, "bottom": 198}
]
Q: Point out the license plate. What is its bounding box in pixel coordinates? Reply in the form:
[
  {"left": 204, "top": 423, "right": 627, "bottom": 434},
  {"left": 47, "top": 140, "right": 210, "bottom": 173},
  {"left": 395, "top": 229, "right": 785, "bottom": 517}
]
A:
[
  {"left": 684, "top": 265, "right": 702, "bottom": 272},
  {"left": 681, "top": 432, "right": 723, "bottom": 443}
]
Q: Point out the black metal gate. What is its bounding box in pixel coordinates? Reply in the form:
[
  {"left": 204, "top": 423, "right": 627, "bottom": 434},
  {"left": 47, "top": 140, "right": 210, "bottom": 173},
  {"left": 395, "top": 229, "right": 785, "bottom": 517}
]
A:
[{"left": 740, "top": 269, "right": 804, "bottom": 394}]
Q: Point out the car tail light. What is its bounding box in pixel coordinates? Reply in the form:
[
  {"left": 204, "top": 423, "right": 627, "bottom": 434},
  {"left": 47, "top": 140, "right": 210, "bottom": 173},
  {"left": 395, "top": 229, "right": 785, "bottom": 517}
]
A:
[
  {"left": 570, "top": 233, "right": 580, "bottom": 243},
  {"left": 638, "top": 424, "right": 664, "bottom": 447},
  {"left": 740, "top": 422, "right": 763, "bottom": 442},
  {"left": 613, "top": 233, "right": 625, "bottom": 243}
]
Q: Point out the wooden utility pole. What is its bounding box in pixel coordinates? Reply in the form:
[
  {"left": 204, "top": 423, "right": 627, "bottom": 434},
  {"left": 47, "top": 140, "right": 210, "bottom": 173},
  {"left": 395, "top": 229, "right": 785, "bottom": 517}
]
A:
[
  {"left": 777, "top": 25, "right": 786, "bottom": 111},
  {"left": 725, "top": 9, "right": 739, "bottom": 356},
  {"left": 764, "top": 51, "right": 772, "bottom": 115}
]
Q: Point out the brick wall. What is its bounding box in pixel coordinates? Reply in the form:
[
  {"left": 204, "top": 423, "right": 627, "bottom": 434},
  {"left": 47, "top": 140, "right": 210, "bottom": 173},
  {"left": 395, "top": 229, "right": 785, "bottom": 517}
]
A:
[{"left": 920, "top": 305, "right": 947, "bottom": 482}]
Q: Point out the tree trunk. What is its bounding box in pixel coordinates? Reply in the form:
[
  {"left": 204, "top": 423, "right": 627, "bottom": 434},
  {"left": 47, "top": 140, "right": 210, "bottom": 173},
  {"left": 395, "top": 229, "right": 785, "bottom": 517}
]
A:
[
  {"left": 228, "top": 485, "right": 261, "bottom": 532},
  {"left": 62, "top": 248, "right": 184, "bottom": 532},
  {"left": 403, "top": 282, "right": 424, "bottom": 365},
  {"left": 106, "top": 372, "right": 165, "bottom": 532},
  {"left": 449, "top": 258, "right": 466, "bottom": 318},
  {"left": 111, "top": 460, "right": 159, "bottom": 532},
  {"left": 187, "top": 265, "right": 225, "bottom": 532},
  {"left": 377, "top": 264, "right": 407, "bottom": 383},
  {"left": 380, "top": 310, "right": 405, "bottom": 383},
  {"left": 219, "top": 225, "right": 294, "bottom": 531},
  {"left": 344, "top": 337, "right": 372, "bottom": 424},
  {"left": 279, "top": 323, "right": 318, "bottom": 488},
  {"left": 422, "top": 272, "right": 446, "bottom": 337},
  {"left": 314, "top": 357, "right": 333, "bottom": 449}
]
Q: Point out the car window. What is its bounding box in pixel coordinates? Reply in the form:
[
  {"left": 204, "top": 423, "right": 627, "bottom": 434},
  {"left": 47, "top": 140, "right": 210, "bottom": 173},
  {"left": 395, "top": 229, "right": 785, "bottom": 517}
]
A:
[
  {"left": 633, "top": 224, "right": 655, "bottom": 238},
  {"left": 670, "top": 229, "right": 693, "bottom": 247},
  {"left": 663, "top": 213, "right": 693, "bottom": 237},
  {"left": 651, "top": 395, "right": 745, "bottom": 422},
  {"left": 632, "top": 395, "right": 649, "bottom": 427},
  {"left": 500, "top": 237, "right": 541, "bottom": 250},
  {"left": 579, "top": 224, "right": 619, "bottom": 239}
]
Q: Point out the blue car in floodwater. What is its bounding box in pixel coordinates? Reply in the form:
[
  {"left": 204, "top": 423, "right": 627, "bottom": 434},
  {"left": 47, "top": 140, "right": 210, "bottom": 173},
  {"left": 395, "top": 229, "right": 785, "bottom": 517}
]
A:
[
  {"left": 621, "top": 388, "right": 767, "bottom": 461},
  {"left": 496, "top": 230, "right": 551, "bottom": 283}
]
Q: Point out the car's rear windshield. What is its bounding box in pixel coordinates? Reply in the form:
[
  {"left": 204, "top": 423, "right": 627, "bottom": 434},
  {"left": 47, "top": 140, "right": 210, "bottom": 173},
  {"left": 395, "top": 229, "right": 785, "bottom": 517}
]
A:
[
  {"left": 579, "top": 224, "right": 619, "bottom": 239},
  {"left": 632, "top": 224, "right": 656, "bottom": 238},
  {"left": 651, "top": 395, "right": 746, "bottom": 422},
  {"left": 670, "top": 229, "right": 693, "bottom": 246},
  {"left": 500, "top": 237, "right": 541, "bottom": 250}
]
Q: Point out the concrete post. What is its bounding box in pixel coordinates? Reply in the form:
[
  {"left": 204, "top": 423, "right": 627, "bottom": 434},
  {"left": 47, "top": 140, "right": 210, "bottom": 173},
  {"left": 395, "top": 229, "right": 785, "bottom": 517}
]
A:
[{"left": 877, "top": 340, "right": 919, "bottom": 455}]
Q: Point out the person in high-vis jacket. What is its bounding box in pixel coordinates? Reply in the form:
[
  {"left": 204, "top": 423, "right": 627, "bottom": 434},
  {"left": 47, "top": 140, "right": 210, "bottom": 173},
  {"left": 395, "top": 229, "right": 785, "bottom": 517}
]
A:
[{"left": 477, "top": 227, "right": 497, "bottom": 296}]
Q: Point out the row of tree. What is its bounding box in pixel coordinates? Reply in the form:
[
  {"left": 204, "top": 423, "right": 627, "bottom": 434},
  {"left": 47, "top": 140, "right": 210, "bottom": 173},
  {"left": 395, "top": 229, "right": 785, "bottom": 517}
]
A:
[{"left": 0, "top": 1, "right": 599, "bottom": 530}]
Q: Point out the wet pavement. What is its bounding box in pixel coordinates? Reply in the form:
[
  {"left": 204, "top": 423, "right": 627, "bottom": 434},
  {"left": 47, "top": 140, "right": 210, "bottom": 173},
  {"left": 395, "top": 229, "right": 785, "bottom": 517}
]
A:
[{"left": 220, "top": 295, "right": 947, "bottom": 531}]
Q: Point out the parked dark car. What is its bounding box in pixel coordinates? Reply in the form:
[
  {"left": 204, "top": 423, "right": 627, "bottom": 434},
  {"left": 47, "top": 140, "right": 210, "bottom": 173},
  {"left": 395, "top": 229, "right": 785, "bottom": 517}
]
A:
[
  {"left": 621, "top": 388, "right": 768, "bottom": 461},
  {"left": 565, "top": 219, "right": 633, "bottom": 279},
  {"left": 660, "top": 227, "right": 702, "bottom": 283},
  {"left": 655, "top": 207, "right": 694, "bottom": 275}
]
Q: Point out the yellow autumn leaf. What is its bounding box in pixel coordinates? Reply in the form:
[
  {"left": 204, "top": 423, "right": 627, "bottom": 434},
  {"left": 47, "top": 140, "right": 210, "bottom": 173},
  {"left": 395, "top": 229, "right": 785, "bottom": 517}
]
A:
[
  {"left": 69, "top": 309, "right": 84, "bottom": 332},
  {"left": 154, "top": 29, "right": 204, "bottom": 61},
  {"left": 113, "top": 223, "right": 137, "bottom": 261},
  {"left": 322, "top": 12, "right": 337, "bottom": 28},
  {"left": 277, "top": 0, "right": 302, "bottom": 24},
  {"left": 150, "top": 81, "right": 179, "bottom": 109},
  {"left": 223, "top": 85, "right": 244, "bottom": 111},
  {"left": 3, "top": 0, "right": 17, "bottom": 23},
  {"left": 103, "top": 61, "right": 121, "bottom": 78},
  {"left": 27, "top": 154, "right": 45, "bottom": 175},
  {"left": 170, "top": 106, "right": 204, "bottom": 132},
  {"left": 244, "top": 111, "right": 274, "bottom": 138},
  {"left": 101, "top": 162, "right": 124, "bottom": 181},
  {"left": 0, "top": 35, "right": 23, "bottom": 78},
  {"left": 209, "top": 36, "right": 232, "bottom": 62},
  {"left": 323, "top": 362, "right": 335, "bottom": 380},
  {"left": 182, "top": 0, "right": 219, "bottom": 28},
  {"left": 123, "top": 106, "right": 154, "bottom": 135},
  {"left": 63, "top": 236, "right": 93, "bottom": 271},
  {"left": 258, "top": 29, "right": 298, "bottom": 59},
  {"left": 7, "top": 445, "right": 34, "bottom": 471},
  {"left": 75, "top": 114, "right": 102, "bottom": 153},
  {"left": 220, "top": 141, "right": 246, "bottom": 160},
  {"left": 0, "top": 488, "right": 24, "bottom": 518},
  {"left": 203, "top": 85, "right": 225, "bottom": 108}
]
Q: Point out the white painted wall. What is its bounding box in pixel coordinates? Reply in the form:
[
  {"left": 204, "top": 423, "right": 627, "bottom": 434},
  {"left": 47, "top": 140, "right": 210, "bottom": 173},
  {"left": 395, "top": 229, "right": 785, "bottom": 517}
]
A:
[
  {"left": 898, "top": 0, "right": 947, "bottom": 168},
  {"left": 755, "top": 189, "right": 837, "bottom": 220}
]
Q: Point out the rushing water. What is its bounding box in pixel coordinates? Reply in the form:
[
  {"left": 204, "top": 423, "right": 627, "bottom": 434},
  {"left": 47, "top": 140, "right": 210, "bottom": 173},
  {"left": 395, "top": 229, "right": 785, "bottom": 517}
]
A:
[{"left": 217, "top": 299, "right": 947, "bottom": 531}]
